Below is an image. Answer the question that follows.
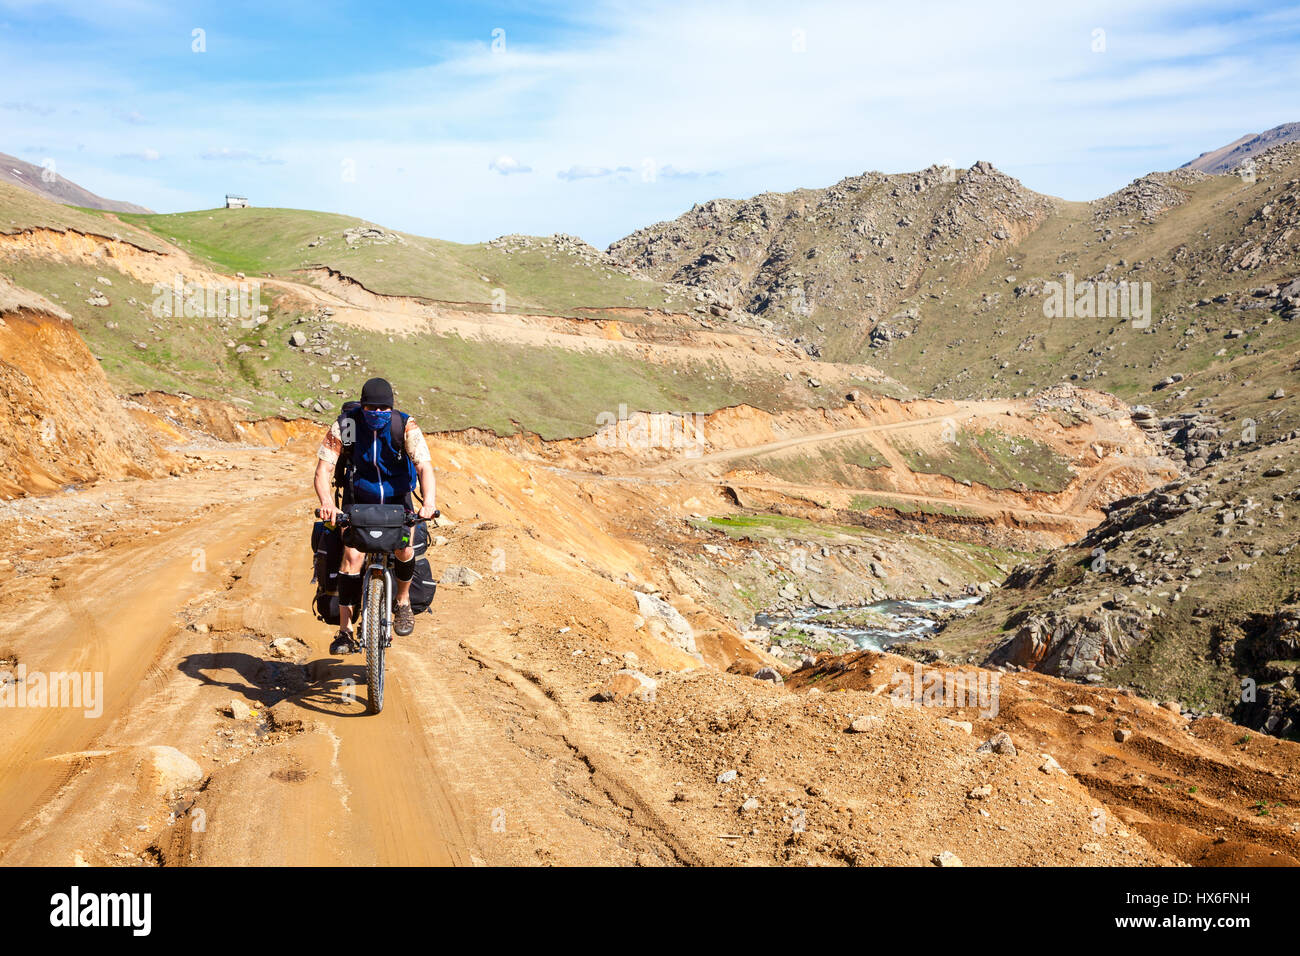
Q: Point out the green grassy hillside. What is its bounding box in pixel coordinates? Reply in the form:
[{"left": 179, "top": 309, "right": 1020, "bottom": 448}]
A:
[{"left": 116, "top": 207, "right": 694, "bottom": 317}]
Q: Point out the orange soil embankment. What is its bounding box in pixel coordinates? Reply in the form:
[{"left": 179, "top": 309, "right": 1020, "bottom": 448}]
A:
[
  {"left": 127, "top": 391, "right": 319, "bottom": 448},
  {"left": 0, "top": 309, "right": 178, "bottom": 498}
]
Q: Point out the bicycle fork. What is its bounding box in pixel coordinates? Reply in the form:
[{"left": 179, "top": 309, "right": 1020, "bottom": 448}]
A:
[{"left": 363, "top": 559, "right": 395, "bottom": 649}]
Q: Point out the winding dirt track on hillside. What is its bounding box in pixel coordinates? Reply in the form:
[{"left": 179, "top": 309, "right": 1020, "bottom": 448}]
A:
[
  {"left": 550, "top": 467, "right": 1097, "bottom": 530},
  {"left": 258, "top": 274, "right": 906, "bottom": 396},
  {"left": 263, "top": 264, "right": 1164, "bottom": 531},
  {"left": 637, "top": 403, "right": 1014, "bottom": 475},
  {"left": 613, "top": 401, "right": 1166, "bottom": 531}
]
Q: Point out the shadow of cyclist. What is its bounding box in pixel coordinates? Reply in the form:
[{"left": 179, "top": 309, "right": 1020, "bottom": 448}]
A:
[{"left": 177, "top": 650, "right": 377, "bottom": 718}]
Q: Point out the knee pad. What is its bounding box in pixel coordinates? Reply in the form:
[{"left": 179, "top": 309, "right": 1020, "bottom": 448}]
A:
[
  {"left": 338, "top": 572, "right": 362, "bottom": 607},
  {"left": 394, "top": 556, "right": 416, "bottom": 583}
]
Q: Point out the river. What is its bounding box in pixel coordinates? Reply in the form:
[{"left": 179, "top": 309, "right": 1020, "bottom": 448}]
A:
[{"left": 755, "top": 595, "right": 982, "bottom": 652}]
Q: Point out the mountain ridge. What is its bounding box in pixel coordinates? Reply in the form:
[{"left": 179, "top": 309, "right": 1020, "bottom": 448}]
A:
[
  {"left": 0, "top": 151, "right": 152, "bottom": 214},
  {"left": 1181, "top": 121, "right": 1300, "bottom": 174}
]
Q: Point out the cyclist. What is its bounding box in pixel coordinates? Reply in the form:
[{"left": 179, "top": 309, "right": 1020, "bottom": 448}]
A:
[{"left": 314, "top": 377, "right": 437, "bottom": 654}]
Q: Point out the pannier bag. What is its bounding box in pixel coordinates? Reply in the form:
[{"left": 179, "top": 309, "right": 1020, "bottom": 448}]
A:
[
  {"left": 343, "top": 503, "right": 410, "bottom": 553},
  {"left": 410, "top": 558, "right": 437, "bottom": 614},
  {"left": 311, "top": 520, "right": 344, "bottom": 595},
  {"left": 313, "top": 591, "right": 341, "bottom": 626}
]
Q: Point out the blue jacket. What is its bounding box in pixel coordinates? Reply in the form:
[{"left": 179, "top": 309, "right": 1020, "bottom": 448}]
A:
[{"left": 349, "top": 411, "right": 415, "bottom": 505}]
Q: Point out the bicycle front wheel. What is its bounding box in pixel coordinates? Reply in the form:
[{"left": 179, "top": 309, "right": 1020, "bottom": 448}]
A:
[{"left": 363, "top": 571, "right": 386, "bottom": 714}]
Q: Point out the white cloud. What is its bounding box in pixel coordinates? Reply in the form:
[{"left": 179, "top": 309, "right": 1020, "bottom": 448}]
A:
[
  {"left": 2, "top": 100, "right": 54, "bottom": 115},
  {"left": 116, "top": 147, "right": 159, "bottom": 161},
  {"left": 556, "top": 164, "right": 611, "bottom": 181},
  {"left": 199, "top": 147, "right": 285, "bottom": 165},
  {"left": 488, "top": 154, "right": 531, "bottom": 175},
  {"left": 658, "top": 164, "right": 720, "bottom": 180}
]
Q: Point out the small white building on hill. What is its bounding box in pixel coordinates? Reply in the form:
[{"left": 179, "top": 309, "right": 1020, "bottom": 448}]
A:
[{"left": 225, "top": 195, "right": 249, "bottom": 208}]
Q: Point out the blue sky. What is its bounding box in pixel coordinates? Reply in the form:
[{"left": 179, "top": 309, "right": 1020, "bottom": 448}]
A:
[{"left": 2, "top": 0, "right": 1299, "bottom": 247}]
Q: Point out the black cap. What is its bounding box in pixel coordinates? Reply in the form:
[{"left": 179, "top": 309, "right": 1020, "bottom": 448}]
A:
[{"left": 360, "top": 377, "right": 394, "bottom": 408}]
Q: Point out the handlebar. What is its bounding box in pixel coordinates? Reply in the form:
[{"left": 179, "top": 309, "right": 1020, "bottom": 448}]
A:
[{"left": 315, "top": 507, "right": 440, "bottom": 525}]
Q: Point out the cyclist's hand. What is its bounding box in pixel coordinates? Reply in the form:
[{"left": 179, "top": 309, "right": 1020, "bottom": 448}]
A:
[
  {"left": 417, "top": 502, "right": 438, "bottom": 521},
  {"left": 318, "top": 503, "right": 339, "bottom": 524}
]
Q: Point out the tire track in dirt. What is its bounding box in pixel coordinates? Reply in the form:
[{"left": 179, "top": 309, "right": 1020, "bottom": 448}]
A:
[{"left": 0, "top": 491, "right": 299, "bottom": 859}]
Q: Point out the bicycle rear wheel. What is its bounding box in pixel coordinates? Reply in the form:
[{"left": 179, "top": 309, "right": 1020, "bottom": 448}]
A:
[{"left": 363, "top": 571, "right": 386, "bottom": 714}]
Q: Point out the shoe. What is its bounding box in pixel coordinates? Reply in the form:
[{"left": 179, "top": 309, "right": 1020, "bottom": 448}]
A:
[
  {"left": 329, "top": 629, "right": 356, "bottom": 655},
  {"left": 393, "top": 602, "right": 415, "bottom": 638}
]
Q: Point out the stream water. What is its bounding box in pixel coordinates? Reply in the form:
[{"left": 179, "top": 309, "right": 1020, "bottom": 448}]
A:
[{"left": 755, "top": 595, "right": 982, "bottom": 652}]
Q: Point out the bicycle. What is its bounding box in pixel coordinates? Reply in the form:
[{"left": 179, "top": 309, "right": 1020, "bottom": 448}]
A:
[{"left": 316, "top": 504, "right": 438, "bottom": 714}]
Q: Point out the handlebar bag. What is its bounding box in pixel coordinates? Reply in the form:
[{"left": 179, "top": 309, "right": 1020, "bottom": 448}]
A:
[{"left": 344, "top": 503, "right": 410, "bottom": 553}]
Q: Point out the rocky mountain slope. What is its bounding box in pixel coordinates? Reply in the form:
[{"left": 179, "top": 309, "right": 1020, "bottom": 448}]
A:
[
  {"left": 930, "top": 431, "right": 1300, "bottom": 737},
  {"left": 611, "top": 142, "right": 1300, "bottom": 431},
  {"left": 1182, "top": 122, "right": 1300, "bottom": 175},
  {"left": 608, "top": 162, "right": 1056, "bottom": 359},
  {"left": 605, "top": 136, "right": 1300, "bottom": 742}
]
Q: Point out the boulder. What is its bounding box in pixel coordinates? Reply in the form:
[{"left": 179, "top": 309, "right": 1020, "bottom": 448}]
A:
[
  {"left": 634, "top": 591, "right": 697, "bottom": 655},
  {"left": 976, "top": 731, "right": 1017, "bottom": 755},
  {"left": 440, "top": 566, "right": 482, "bottom": 587},
  {"left": 143, "top": 746, "right": 203, "bottom": 796},
  {"left": 985, "top": 608, "right": 1146, "bottom": 678},
  {"left": 593, "top": 669, "right": 657, "bottom": 703},
  {"left": 848, "top": 715, "right": 883, "bottom": 733}
]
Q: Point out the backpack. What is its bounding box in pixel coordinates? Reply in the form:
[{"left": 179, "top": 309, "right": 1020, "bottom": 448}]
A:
[
  {"left": 313, "top": 399, "right": 434, "bottom": 623},
  {"left": 332, "top": 401, "right": 417, "bottom": 507}
]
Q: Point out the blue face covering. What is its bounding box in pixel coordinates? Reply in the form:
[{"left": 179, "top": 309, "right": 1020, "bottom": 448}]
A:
[{"left": 363, "top": 409, "right": 392, "bottom": 430}]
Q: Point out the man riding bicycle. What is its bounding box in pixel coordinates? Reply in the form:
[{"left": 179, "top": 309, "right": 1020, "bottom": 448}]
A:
[{"left": 314, "top": 377, "right": 437, "bottom": 655}]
